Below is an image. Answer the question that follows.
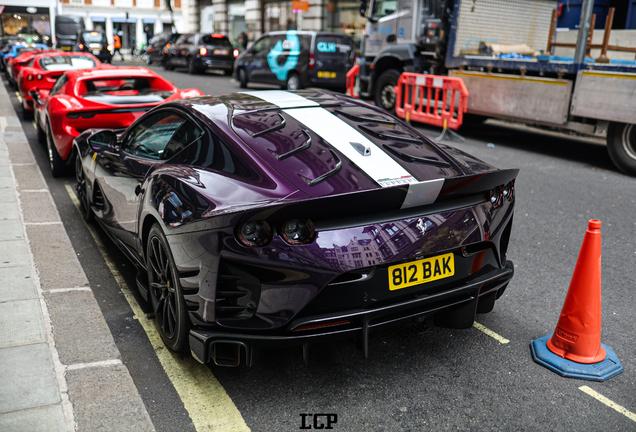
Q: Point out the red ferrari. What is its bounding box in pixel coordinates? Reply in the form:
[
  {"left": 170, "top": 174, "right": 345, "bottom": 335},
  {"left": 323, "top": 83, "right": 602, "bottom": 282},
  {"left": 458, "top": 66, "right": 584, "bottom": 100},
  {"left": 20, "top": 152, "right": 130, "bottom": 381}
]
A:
[
  {"left": 31, "top": 67, "right": 204, "bottom": 176},
  {"left": 17, "top": 52, "right": 102, "bottom": 119},
  {"left": 6, "top": 48, "right": 55, "bottom": 88}
]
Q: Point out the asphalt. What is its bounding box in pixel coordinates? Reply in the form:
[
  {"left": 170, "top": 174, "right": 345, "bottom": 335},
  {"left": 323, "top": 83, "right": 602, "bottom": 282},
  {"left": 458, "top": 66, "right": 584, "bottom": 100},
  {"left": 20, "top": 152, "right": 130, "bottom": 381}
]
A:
[{"left": 0, "top": 73, "right": 155, "bottom": 431}]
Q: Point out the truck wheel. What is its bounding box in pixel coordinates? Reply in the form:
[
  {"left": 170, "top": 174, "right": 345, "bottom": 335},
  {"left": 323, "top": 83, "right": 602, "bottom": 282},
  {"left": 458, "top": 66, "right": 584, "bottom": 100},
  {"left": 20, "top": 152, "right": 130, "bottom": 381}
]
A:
[
  {"left": 607, "top": 122, "right": 636, "bottom": 176},
  {"left": 374, "top": 69, "right": 401, "bottom": 112}
]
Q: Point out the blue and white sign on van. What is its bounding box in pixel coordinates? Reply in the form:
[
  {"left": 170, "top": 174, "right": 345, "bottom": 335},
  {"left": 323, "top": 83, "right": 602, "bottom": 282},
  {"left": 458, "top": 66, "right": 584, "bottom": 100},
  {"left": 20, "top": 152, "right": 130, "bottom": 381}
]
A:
[
  {"left": 317, "top": 42, "right": 336, "bottom": 53},
  {"left": 398, "top": 27, "right": 405, "bottom": 38},
  {"left": 267, "top": 31, "right": 300, "bottom": 81}
]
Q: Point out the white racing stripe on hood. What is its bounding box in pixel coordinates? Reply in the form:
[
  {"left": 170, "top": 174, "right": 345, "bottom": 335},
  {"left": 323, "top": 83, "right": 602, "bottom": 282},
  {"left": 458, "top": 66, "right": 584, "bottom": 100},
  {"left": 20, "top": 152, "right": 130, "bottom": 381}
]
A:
[
  {"left": 241, "top": 90, "right": 319, "bottom": 109},
  {"left": 242, "top": 91, "right": 415, "bottom": 187}
]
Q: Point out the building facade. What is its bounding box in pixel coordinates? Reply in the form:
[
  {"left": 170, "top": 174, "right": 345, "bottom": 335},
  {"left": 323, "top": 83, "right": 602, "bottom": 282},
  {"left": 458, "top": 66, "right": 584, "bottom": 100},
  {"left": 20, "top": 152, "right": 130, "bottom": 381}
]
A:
[{"left": 1, "top": 0, "right": 363, "bottom": 51}]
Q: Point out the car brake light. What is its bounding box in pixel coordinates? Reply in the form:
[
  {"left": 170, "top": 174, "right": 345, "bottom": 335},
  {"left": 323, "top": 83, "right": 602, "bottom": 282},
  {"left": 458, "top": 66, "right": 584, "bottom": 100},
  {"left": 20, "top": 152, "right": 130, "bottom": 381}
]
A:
[
  {"left": 309, "top": 54, "right": 315, "bottom": 69},
  {"left": 27, "top": 74, "right": 34, "bottom": 81},
  {"left": 211, "top": 34, "right": 223, "bottom": 38},
  {"left": 148, "top": 46, "right": 154, "bottom": 52},
  {"left": 36, "top": 74, "right": 43, "bottom": 80},
  {"left": 79, "top": 44, "right": 84, "bottom": 50},
  {"left": 200, "top": 47, "right": 207, "bottom": 56},
  {"left": 233, "top": 48, "right": 239, "bottom": 58},
  {"left": 281, "top": 219, "right": 315, "bottom": 245},
  {"left": 164, "top": 49, "right": 169, "bottom": 54},
  {"left": 237, "top": 221, "right": 271, "bottom": 247}
]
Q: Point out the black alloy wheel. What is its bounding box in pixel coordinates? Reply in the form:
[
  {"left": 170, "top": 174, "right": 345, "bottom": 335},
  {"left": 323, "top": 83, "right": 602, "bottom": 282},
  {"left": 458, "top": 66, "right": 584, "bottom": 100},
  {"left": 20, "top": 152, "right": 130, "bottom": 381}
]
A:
[
  {"left": 147, "top": 224, "right": 189, "bottom": 352},
  {"left": 46, "top": 123, "right": 66, "bottom": 177},
  {"left": 74, "top": 150, "right": 93, "bottom": 221}
]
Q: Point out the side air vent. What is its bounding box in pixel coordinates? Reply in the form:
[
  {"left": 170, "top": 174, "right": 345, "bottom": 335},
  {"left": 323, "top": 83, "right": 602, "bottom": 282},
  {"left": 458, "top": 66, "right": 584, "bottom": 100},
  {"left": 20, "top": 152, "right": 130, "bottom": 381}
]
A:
[
  {"left": 215, "top": 262, "right": 261, "bottom": 320},
  {"left": 93, "top": 184, "right": 104, "bottom": 208}
]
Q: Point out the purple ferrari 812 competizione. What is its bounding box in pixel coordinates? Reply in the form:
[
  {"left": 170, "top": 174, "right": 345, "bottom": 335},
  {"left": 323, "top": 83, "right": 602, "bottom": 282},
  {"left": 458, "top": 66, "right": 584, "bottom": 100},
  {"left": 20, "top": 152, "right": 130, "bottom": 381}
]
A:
[{"left": 74, "top": 90, "right": 518, "bottom": 367}]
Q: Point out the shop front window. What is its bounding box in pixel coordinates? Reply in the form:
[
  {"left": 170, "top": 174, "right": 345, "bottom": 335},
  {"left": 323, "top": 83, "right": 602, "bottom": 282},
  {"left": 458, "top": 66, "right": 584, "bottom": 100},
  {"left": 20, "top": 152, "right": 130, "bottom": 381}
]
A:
[
  {"left": 263, "top": 1, "right": 297, "bottom": 33},
  {"left": 324, "top": 0, "right": 365, "bottom": 54}
]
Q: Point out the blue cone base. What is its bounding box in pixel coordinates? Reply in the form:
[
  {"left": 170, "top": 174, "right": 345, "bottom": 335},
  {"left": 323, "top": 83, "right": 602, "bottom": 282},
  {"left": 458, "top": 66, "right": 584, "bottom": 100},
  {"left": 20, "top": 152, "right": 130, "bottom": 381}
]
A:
[{"left": 530, "top": 334, "right": 623, "bottom": 382}]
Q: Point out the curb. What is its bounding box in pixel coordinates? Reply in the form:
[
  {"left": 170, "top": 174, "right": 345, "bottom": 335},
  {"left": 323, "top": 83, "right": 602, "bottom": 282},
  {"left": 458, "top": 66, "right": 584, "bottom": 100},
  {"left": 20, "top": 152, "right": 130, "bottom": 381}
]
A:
[{"left": 0, "top": 80, "right": 155, "bottom": 431}]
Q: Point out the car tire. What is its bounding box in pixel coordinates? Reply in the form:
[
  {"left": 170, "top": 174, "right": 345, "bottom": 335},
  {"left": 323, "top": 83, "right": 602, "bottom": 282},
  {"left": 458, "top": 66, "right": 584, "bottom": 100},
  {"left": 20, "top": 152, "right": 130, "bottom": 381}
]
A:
[
  {"left": 238, "top": 68, "right": 248, "bottom": 88},
  {"left": 285, "top": 72, "right": 301, "bottom": 90},
  {"left": 46, "top": 123, "right": 67, "bottom": 178},
  {"left": 35, "top": 113, "right": 46, "bottom": 144},
  {"left": 163, "top": 60, "right": 174, "bottom": 71},
  {"left": 22, "top": 103, "right": 33, "bottom": 120},
  {"left": 74, "top": 149, "right": 93, "bottom": 222},
  {"left": 374, "top": 69, "right": 402, "bottom": 113},
  {"left": 147, "top": 223, "right": 190, "bottom": 352},
  {"left": 607, "top": 122, "right": 636, "bottom": 176},
  {"left": 187, "top": 58, "right": 198, "bottom": 74}
]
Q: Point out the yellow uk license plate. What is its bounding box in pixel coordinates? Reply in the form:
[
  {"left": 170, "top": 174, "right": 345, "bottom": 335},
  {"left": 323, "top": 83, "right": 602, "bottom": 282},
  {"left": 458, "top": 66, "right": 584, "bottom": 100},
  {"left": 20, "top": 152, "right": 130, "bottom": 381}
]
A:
[
  {"left": 388, "top": 253, "right": 455, "bottom": 291},
  {"left": 61, "top": 46, "right": 71, "bottom": 51},
  {"left": 318, "top": 71, "right": 336, "bottom": 78}
]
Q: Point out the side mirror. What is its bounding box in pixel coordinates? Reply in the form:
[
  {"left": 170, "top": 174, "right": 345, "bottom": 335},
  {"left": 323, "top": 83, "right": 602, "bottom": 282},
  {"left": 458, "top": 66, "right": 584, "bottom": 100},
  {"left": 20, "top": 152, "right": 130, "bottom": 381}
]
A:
[
  {"left": 87, "top": 130, "right": 118, "bottom": 149},
  {"left": 29, "top": 88, "right": 42, "bottom": 105}
]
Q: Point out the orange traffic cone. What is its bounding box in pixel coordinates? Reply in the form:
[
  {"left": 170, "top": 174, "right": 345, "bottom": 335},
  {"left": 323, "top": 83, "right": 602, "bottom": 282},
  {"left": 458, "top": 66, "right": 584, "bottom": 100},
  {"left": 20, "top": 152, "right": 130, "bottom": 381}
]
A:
[
  {"left": 530, "top": 219, "right": 623, "bottom": 381},
  {"left": 546, "top": 219, "right": 605, "bottom": 363}
]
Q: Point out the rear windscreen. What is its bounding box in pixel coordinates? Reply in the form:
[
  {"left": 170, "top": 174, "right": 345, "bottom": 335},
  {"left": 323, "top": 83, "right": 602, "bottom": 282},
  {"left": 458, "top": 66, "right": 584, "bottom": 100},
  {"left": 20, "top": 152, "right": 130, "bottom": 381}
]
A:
[
  {"left": 80, "top": 77, "right": 174, "bottom": 104},
  {"left": 81, "top": 31, "right": 106, "bottom": 44},
  {"left": 314, "top": 36, "right": 354, "bottom": 58},
  {"left": 201, "top": 35, "right": 232, "bottom": 47},
  {"left": 56, "top": 22, "right": 83, "bottom": 37},
  {"left": 40, "top": 55, "right": 98, "bottom": 71}
]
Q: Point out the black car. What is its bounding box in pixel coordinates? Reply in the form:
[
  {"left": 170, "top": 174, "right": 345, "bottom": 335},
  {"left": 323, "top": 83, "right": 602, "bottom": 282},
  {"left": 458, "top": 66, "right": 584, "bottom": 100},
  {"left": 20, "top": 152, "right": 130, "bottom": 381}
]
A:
[
  {"left": 235, "top": 30, "right": 355, "bottom": 91},
  {"left": 55, "top": 16, "right": 86, "bottom": 51},
  {"left": 74, "top": 89, "right": 518, "bottom": 367},
  {"left": 145, "top": 31, "right": 180, "bottom": 65},
  {"left": 163, "top": 33, "right": 236, "bottom": 75},
  {"left": 74, "top": 29, "right": 112, "bottom": 64}
]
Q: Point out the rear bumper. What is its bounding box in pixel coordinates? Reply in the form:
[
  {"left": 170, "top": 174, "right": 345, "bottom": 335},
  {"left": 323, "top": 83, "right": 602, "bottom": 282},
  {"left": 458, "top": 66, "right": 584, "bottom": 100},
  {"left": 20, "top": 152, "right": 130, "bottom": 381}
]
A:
[
  {"left": 189, "top": 260, "right": 514, "bottom": 364},
  {"left": 196, "top": 57, "right": 234, "bottom": 70}
]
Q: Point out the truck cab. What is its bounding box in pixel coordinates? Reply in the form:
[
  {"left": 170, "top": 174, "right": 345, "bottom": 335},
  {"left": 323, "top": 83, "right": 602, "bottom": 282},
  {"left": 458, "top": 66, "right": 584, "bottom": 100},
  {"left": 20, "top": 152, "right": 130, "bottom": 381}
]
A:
[{"left": 358, "top": 0, "right": 450, "bottom": 111}]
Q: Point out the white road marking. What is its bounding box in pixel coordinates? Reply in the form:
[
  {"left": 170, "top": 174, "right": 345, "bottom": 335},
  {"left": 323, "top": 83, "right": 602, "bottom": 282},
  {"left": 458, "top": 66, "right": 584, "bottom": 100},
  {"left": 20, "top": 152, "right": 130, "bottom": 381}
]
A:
[
  {"left": 579, "top": 386, "right": 636, "bottom": 423},
  {"left": 473, "top": 322, "right": 510, "bottom": 344}
]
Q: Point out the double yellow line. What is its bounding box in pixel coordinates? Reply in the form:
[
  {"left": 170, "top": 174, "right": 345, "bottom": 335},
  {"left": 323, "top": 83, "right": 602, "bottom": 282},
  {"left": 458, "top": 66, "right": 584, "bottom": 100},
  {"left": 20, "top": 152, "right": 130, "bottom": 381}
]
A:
[{"left": 65, "top": 185, "right": 249, "bottom": 432}]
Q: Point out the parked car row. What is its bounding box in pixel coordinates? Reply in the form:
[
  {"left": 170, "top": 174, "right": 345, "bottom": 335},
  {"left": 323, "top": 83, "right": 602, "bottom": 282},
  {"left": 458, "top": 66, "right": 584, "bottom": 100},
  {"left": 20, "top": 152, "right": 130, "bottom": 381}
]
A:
[
  {"left": 9, "top": 49, "right": 204, "bottom": 177},
  {"left": 146, "top": 30, "right": 356, "bottom": 93}
]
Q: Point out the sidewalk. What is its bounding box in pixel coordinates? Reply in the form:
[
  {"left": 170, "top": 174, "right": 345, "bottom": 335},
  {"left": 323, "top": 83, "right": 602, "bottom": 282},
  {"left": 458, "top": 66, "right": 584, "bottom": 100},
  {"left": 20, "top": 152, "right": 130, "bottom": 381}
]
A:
[{"left": 0, "top": 81, "right": 155, "bottom": 430}]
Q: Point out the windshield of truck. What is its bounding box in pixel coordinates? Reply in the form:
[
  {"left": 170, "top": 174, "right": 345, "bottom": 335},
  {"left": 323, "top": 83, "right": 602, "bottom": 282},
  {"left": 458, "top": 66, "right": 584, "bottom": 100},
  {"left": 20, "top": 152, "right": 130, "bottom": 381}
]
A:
[{"left": 371, "top": 0, "right": 397, "bottom": 18}]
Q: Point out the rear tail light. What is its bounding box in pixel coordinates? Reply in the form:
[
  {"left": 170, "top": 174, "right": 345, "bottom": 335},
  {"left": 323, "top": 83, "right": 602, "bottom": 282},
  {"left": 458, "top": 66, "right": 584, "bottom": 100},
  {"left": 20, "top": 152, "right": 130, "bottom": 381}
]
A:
[
  {"left": 282, "top": 219, "right": 315, "bottom": 245},
  {"left": 166, "top": 43, "right": 171, "bottom": 48},
  {"left": 489, "top": 186, "right": 503, "bottom": 208},
  {"left": 233, "top": 48, "right": 239, "bottom": 58},
  {"left": 309, "top": 54, "right": 315, "bottom": 69},
  {"left": 79, "top": 44, "right": 84, "bottom": 50},
  {"left": 26, "top": 74, "right": 34, "bottom": 81},
  {"left": 237, "top": 221, "right": 271, "bottom": 247},
  {"left": 211, "top": 34, "right": 224, "bottom": 38},
  {"left": 36, "top": 74, "right": 43, "bottom": 80},
  {"left": 164, "top": 49, "right": 169, "bottom": 54},
  {"left": 200, "top": 47, "right": 207, "bottom": 56},
  {"left": 503, "top": 180, "right": 514, "bottom": 201},
  {"left": 148, "top": 46, "right": 154, "bottom": 52}
]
